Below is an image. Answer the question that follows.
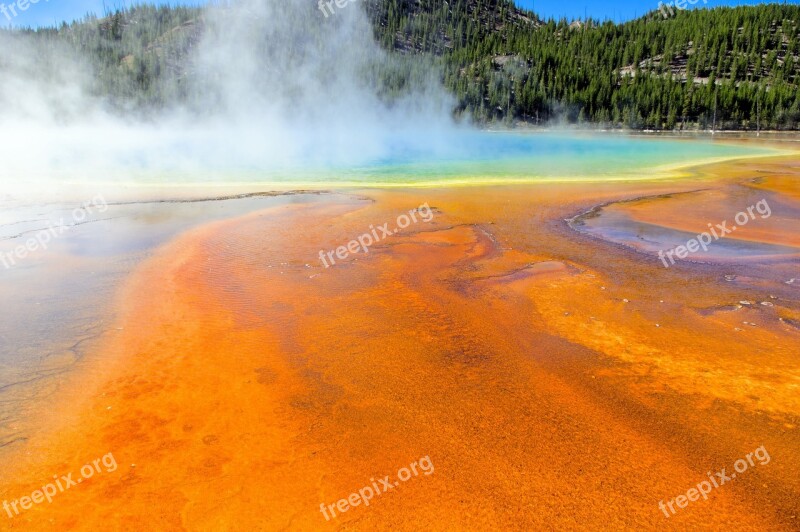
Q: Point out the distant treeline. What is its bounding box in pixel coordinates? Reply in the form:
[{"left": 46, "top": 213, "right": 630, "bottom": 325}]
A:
[
  {"left": 4, "top": 1, "right": 799, "bottom": 130},
  {"left": 368, "top": 0, "right": 800, "bottom": 130}
]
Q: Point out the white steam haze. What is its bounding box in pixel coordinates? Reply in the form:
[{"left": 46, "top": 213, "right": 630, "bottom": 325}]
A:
[{"left": 0, "top": 0, "right": 460, "bottom": 192}]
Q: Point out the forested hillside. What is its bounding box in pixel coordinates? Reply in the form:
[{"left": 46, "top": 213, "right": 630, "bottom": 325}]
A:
[
  {"left": 368, "top": 0, "right": 799, "bottom": 129},
  {"left": 3, "top": 1, "right": 799, "bottom": 129}
]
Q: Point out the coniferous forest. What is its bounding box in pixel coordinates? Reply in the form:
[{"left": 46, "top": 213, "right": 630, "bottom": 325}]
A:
[{"left": 3, "top": 1, "right": 799, "bottom": 130}]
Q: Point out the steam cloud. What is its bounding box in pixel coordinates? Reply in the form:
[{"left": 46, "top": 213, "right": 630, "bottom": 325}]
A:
[{"left": 0, "top": 0, "right": 459, "bottom": 191}]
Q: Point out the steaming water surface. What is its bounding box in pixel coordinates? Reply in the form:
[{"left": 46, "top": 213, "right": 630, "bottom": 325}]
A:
[{"left": 10, "top": 132, "right": 782, "bottom": 189}]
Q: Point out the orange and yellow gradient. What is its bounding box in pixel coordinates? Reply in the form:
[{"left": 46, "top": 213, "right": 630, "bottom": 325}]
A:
[{"left": 1, "top": 155, "right": 799, "bottom": 530}]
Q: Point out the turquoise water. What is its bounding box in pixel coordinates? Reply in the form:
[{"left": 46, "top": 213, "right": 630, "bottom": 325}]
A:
[
  {"left": 14, "top": 131, "right": 782, "bottom": 190},
  {"left": 181, "top": 131, "right": 781, "bottom": 185},
  {"left": 363, "top": 133, "right": 777, "bottom": 182}
]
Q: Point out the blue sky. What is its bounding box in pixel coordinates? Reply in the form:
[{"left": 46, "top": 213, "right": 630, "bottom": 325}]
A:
[
  {"left": 0, "top": 0, "right": 792, "bottom": 28},
  {"left": 0, "top": 1, "right": 205, "bottom": 28},
  {"left": 516, "top": 0, "right": 790, "bottom": 22}
]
